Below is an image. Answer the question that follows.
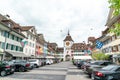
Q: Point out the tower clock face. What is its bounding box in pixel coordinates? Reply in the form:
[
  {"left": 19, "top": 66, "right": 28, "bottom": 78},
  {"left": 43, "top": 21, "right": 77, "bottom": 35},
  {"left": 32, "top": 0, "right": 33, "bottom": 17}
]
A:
[{"left": 66, "top": 41, "right": 70, "bottom": 46}]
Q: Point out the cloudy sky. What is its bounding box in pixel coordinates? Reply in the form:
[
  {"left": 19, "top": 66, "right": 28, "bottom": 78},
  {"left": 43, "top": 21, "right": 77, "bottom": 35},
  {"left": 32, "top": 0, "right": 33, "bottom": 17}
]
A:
[{"left": 0, "top": 0, "right": 109, "bottom": 47}]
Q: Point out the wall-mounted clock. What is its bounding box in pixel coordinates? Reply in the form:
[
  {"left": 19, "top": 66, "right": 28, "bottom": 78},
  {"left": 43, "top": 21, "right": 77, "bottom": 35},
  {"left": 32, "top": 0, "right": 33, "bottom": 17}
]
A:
[{"left": 66, "top": 41, "right": 70, "bottom": 46}]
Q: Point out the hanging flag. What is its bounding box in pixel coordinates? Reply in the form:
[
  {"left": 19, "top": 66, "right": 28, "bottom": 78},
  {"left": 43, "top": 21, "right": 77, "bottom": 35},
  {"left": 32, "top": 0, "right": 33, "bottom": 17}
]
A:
[
  {"left": 38, "top": 46, "right": 43, "bottom": 54},
  {"left": 87, "top": 47, "right": 92, "bottom": 54},
  {"left": 96, "top": 40, "right": 103, "bottom": 49},
  {"left": 21, "top": 40, "right": 28, "bottom": 47}
]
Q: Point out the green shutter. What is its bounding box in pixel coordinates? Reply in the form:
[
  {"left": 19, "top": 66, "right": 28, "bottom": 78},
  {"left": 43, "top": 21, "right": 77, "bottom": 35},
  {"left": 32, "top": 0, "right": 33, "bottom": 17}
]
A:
[
  {"left": 11, "top": 45, "right": 13, "bottom": 50},
  {"left": 20, "top": 47, "right": 23, "bottom": 52},
  {"left": 17, "top": 37, "right": 18, "bottom": 41},
  {"left": 16, "top": 46, "right": 18, "bottom": 51},
  {"left": 12, "top": 35, "right": 14, "bottom": 40},
  {"left": 6, "top": 43, "right": 8, "bottom": 49}
]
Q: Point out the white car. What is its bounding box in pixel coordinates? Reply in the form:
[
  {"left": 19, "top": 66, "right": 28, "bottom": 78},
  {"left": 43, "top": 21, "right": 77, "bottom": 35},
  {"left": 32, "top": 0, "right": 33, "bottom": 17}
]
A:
[
  {"left": 46, "top": 59, "right": 51, "bottom": 65},
  {"left": 28, "top": 59, "right": 42, "bottom": 68}
]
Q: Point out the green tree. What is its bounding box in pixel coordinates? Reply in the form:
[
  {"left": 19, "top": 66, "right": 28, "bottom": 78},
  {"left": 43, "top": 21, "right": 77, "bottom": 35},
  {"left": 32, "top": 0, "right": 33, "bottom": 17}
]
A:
[
  {"left": 108, "top": 0, "right": 120, "bottom": 35},
  {"left": 92, "top": 52, "right": 109, "bottom": 60}
]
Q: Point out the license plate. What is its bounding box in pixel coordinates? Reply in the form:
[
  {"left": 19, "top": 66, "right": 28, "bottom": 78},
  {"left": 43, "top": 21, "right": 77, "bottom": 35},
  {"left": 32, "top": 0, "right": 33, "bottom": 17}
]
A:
[{"left": 11, "top": 68, "right": 14, "bottom": 71}]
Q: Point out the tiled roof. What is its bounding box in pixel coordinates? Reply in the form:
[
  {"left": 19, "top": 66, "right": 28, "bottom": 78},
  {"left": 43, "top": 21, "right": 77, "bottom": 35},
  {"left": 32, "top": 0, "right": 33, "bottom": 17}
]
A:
[
  {"left": 21, "top": 26, "right": 33, "bottom": 31},
  {"left": 88, "top": 37, "right": 96, "bottom": 42},
  {"left": 47, "top": 43, "right": 58, "bottom": 50},
  {"left": 64, "top": 32, "right": 74, "bottom": 41},
  {"left": 57, "top": 47, "right": 64, "bottom": 53},
  {"left": 36, "top": 34, "right": 46, "bottom": 45},
  {"left": 71, "top": 43, "right": 88, "bottom": 50}
]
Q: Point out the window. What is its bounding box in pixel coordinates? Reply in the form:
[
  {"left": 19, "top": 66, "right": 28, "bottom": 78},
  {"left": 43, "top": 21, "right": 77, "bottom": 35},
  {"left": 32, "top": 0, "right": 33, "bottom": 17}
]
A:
[
  {"left": 6, "top": 43, "right": 11, "bottom": 49},
  {"left": 1, "top": 42, "right": 5, "bottom": 49},
  {"left": 4, "top": 31, "right": 9, "bottom": 38},
  {"left": 14, "top": 36, "right": 17, "bottom": 41},
  {"left": 18, "top": 47, "right": 20, "bottom": 51},
  {"left": 113, "top": 46, "right": 117, "bottom": 51},
  {"left": 118, "top": 44, "right": 120, "bottom": 51},
  {"left": 112, "top": 35, "right": 116, "bottom": 41},
  {"left": 12, "top": 35, "right": 14, "bottom": 40},
  {"left": 20, "top": 47, "right": 23, "bottom": 52},
  {"left": 33, "top": 43, "right": 34, "bottom": 47},
  {"left": 9, "top": 34, "right": 12, "bottom": 39},
  {"left": 13, "top": 45, "right": 16, "bottom": 50},
  {"left": 16, "top": 37, "right": 19, "bottom": 41},
  {"left": 11, "top": 45, "right": 14, "bottom": 50},
  {"left": 16, "top": 46, "right": 18, "bottom": 51},
  {"left": 0, "top": 42, "right": 2, "bottom": 48}
]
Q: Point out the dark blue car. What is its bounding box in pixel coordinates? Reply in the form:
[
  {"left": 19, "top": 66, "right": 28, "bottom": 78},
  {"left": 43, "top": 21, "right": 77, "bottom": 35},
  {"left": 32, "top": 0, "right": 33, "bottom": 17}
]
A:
[{"left": 92, "top": 65, "right": 120, "bottom": 80}]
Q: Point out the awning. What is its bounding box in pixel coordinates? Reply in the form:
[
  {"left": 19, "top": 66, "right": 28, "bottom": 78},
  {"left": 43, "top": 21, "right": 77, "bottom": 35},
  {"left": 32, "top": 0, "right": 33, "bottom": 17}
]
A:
[
  {"left": 6, "top": 51, "right": 30, "bottom": 57},
  {"left": 46, "top": 56, "right": 55, "bottom": 59},
  {"left": 73, "top": 56, "right": 92, "bottom": 59}
]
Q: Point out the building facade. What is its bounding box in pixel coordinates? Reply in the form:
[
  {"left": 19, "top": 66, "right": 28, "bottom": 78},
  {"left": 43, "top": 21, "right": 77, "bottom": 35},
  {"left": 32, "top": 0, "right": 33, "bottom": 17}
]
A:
[
  {"left": 0, "top": 14, "right": 27, "bottom": 60},
  {"left": 21, "top": 26, "right": 36, "bottom": 58},
  {"left": 63, "top": 31, "right": 92, "bottom": 61},
  {"left": 96, "top": 8, "right": 120, "bottom": 64}
]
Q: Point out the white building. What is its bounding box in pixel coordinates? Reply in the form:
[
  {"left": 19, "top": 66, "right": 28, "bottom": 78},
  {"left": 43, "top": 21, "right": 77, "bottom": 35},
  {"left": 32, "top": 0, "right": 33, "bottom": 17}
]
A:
[
  {"left": 21, "top": 26, "right": 36, "bottom": 58},
  {"left": 0, "top": 14, "right": 27, "bottom": 60}
]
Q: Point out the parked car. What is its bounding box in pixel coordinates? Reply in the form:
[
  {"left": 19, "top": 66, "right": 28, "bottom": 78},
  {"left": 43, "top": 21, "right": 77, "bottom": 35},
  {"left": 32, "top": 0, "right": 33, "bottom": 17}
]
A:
[
  {"left": 28, "top": 62, "right": 34, "bottom": 70},
  {"left": 85, "top": 60, "right": 114, "bottom": 77},
  {"left": 81, "top": 61, "right": 89, "bottom": 70},
  {"left": 11, "top": 60, "right": 30, "bottom": 72},
  {"left": 0, "top": 61, "right": 15, "bottom": 77},
  {"left": 91, "top": 65, "right": 120, "bottom": 80},
  {"left": 76, "top": 60, "right": 86, "bottom": 69},
  {"left": 28, "top": 59, "right": 42, "bottom": 68},
  {"left": 46, "top": 59, "right": 52, "bottom": 65}
]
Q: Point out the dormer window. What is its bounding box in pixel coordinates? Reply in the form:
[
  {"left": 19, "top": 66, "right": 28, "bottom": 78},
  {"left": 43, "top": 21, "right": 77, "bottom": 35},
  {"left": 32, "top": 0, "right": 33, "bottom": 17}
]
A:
[{"left": 31, "top": 29, "right": 33, "bottom": 32}]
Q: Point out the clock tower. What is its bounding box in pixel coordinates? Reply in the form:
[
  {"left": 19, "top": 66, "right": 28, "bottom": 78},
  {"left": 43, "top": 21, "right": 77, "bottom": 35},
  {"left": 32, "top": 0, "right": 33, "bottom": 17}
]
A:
[{"left": 63, "top": 31, "right": 74, "bottom": 61}]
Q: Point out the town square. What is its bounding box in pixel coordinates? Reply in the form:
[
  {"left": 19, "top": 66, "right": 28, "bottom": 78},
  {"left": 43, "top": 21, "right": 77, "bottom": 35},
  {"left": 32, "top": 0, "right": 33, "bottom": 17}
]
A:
[{"left": 0, "top": 0, "right": 120, "bottom": 80}]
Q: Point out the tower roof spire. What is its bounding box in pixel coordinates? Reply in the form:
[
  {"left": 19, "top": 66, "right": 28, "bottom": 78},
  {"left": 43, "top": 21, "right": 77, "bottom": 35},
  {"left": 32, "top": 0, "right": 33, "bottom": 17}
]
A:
[
  {"left": 64, "top": 30, "right": 74, "bottom": 42},
  {"left": 68, "top": 30, "right": 70, "bottom": 35}
]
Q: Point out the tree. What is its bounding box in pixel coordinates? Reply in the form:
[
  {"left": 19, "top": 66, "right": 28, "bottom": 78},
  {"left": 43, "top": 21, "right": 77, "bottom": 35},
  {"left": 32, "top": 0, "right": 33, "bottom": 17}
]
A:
[
  {"left": 92, "top": 52, "right": 109, "bottom": 60},
  {"left": 108, "top": 0, "right": 120, "bottom": 35}
]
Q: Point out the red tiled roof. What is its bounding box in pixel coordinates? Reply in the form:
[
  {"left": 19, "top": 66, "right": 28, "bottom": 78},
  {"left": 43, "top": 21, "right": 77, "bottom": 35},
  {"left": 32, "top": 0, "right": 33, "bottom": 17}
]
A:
[
  {"left": 21, "top": 26, "right": 33, "bottom": 31},
  {"left": 57, "top": 47, "right": 64, "bottom": 53},
  {"left": 88, "top": 37, "right": 96, "bottom": 42},
  {"left": 64, "top": 32, "right": 74, "bottom": 41},
  {"left": 71, "top": 43, "right": 88, "bottom": 50}
]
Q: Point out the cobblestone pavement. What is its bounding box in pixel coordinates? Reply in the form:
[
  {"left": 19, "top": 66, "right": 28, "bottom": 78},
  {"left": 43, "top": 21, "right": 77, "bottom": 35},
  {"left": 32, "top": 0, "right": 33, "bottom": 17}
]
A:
[{"left": 0, "top": 61, "right": 91, "bottom": 80}]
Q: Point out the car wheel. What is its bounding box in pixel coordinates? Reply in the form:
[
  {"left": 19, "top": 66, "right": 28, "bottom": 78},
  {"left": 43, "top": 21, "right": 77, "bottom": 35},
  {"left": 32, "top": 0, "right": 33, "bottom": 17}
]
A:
[
  {"left": 10, "top": 71, "right": 14, "bottom": 74},
  {"left": 19, "top": 67, "right": 25, "bottom": 72},
  {"left": 0, "top": 71, "right": 6, "bottom": 77},
  {"left": 34, "top": 64, "right": 37, "bottom": 68}
]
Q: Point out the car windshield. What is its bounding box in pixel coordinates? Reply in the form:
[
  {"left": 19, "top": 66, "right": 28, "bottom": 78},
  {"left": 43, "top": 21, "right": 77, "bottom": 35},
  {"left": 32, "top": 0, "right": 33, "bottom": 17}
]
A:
[
  {"left": 90, "top": 61, "right": 102, "bottom": 65},
  {"left": 102, "top": 65, "right": 117, "bottom": 71},
  {"left": 29, "top": 60, "right": 36, "bottom": 62}
]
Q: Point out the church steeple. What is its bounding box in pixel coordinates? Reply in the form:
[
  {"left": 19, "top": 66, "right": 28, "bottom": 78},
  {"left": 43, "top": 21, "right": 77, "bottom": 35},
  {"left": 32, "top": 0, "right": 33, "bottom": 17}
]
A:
[{"left": 64, "top": 30, "right": 74, "bottom": 42}]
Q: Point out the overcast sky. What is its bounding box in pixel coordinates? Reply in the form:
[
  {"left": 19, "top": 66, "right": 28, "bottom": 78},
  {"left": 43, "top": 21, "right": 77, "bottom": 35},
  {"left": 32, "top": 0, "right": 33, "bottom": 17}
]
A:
[{"left": 0, "top": 0, "right": 109, "bottom": 47}]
